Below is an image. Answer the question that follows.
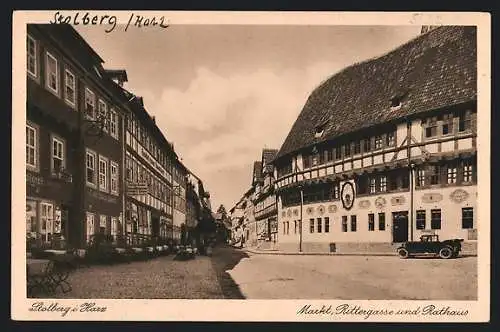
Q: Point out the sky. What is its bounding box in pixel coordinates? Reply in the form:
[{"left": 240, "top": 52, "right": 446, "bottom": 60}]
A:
[{"left": 75, "top": 24, "right": 421, "bottom": 211}]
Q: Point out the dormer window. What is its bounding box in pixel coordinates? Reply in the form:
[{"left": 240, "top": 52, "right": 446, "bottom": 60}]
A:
[
  {"left": 314, "top": 122, "right": 327, "bottom": 138},
  {"left": 390, "top": 97, "right": 402, "bottom": 109}
]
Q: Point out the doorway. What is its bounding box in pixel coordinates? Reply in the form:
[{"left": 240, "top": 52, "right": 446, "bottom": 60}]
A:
[{"left": 392, "top": 211, "right": 409, "bottom": 243}]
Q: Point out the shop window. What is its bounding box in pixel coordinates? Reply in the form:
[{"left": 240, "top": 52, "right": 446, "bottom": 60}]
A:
[
  {"left": 309, "top": 219, "right": 315, "bottom": 233},
  {"left": 462, "top": 207, "right": 473, "bottom": 229},
  {"left": 317, "top": 218, "right": 322, "bottom": 233},
  {"left": 27, "top": 34, "right": 37, "bottom": 77},
  {"left": 100, "top": 215, "right": 107, "bottom": 234},
  {"left": 45, "top": 52, "right": 59, "bottom": 94},
  {"left": 342, "top": 216, "right": 348, "bottom": 232},
  {"left": 378, "top": 213, "right": 386, "bottom": 231},
  {"left": 51, "top": 135, "right": 65, "bottom": 173},
  {"left": 26, "top": 124, "right": 37, "bottom": 169},
  {"left": 64, "top": 69, "right": 76, "bottom": 107},
  {"left": 350, "top": 215, "right": 357, "bottom": 232},
  {"left": 40, "top": 202, "right": 54, "bottom": 243},
  {"left": 416, "top": 210, "right": 426, "bottom": 229},
  {"left": 85, "top": 88, "right": 96, "bottom": 119},
  {"left": 324, "top": 217, "right": 330, "bottom": 233},
  {"left": 86, "top": 212, "right": 95, "bottom": 244},
  {"left": 431, "top": 209, "right": 441, "bottom": 230},
  {"left": 111, "top": 217, "right": 118, "bottom": 238},
  {"left": 368, "top": 214, "right": 375, "bottom": 231}
]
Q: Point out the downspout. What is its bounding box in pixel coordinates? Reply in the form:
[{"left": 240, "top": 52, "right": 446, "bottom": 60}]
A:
[
  {"left": 299, "top": 186, "right": 304, "bottom": 252},
  {"left": 407, "top": 119, "right": 414, "bottom": 242}
]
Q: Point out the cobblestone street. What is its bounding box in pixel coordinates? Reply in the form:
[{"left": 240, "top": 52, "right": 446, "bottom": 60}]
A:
[{"left": 51, "top": 246, "right": 248, "bottom": 299}]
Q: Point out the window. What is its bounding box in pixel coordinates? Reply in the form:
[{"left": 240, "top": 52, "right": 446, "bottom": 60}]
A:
[
  {"left": 374, "top": 135, "right": 383, "bottom": 149},
  {"left": 378, "top": 213, "right": 386, "bottom": 231},
  {"left": 386, "top": 132, "right": 395, "bottom": 147},
  {"left": 64, "top": 69, "right": 76, "bottom": 106},
  {"left": 324, "top": 217, "right": 330, "bottom": 233},
  {"left": 379, "top": 176, "right": 387, "bottom": 192},
  {"left": 333, "top": 183, "right": 340, "bottom": 199},
  {"left": 369, "top": 177, "right": 376, "bottom": 194},
  {"left": 416, "top": 210, "right": 426, "bottom": 229},
  {"left": 335, "top": 147, "right": 342, "bottom": 160},
  {"left": 401, "top": 172, "right": 410, "bottom": 189},
  {"left": 109, "top": 109, "right": 119, "bottom": 139},
  {"left": 326, "top": 149, "right": 333, "bottom": 162},
  {"left": 357, "top": 175, "right": 368, "bottom": 195},
  {"left": 309, "top": 219, "right": 315, "bottom": 233},
  {"left": 431, "top": 209, "right": 441, "bottom": 230},
  {"left": 463, "top": 160, "right": 473, "bottom": 182},
  {"left": 425, "top": 117, "right": 438, "bottom": 138},
  {"left": 363, "top": 138, "right": 371, "bottom": 152},
  {"left": 429, "top": 165, "right": 440, "bottom": 185},
  {"left": 303, "top": 155, "right": 311, "bottom": 169},
  {"left": 286, "top": 221, "right": 290, "bottom": 235},
  {"left": 26, "top": 125, "right": 37, "bottom": 168},
  {"left": 110, "top": 161, "right": 119, "bottom": 194},
  {"left": 441, "top": 113, "right": 453, "bottom": 135},
  {"left": 51, "top": 136, "right": 64, "bottom": 172},
  {"left": 27, "top": 35, "right": 37, "bottom": 77},
  {"left": 86, "top": 212, "right": 95, "bottom": 243},
  {"left": 98, "top": 100, "right": 108, "bottom": 131},
  {"left": 344, "top": 144, "right": 351, "bottom": 158},
  {"left": 462, "top": 208, "right": 473, "bottom": 229},
  {"left": 111, "top": 217, "right": 118, "bottom": 237},
  {"left": 317, "top": 218, "right": 322, "bottom": 233},
  {"left": 85, "top": 88, "right": 96, "bottom": 119},
  {"left": 86, "top": 150, "right": 96, "bottom": 185},
  {"left": 350, "top": 215, "right": 357, "bottom": 232},
  {"left": 45, "top": 52, "right": 59, "bottom": 94},
  {"left": 368, "top": 214, "right": 375, "bottom": 231},
  {"left": 417, "top": 169, "right": 425, "bottom": 187},
  {"left": 458, "top": 110, "right": 472, "bottom": 132},
  {"left": 294, "top": 220, "right": 297, "bottom": 234},
  {"left": 342, "top": 216, "right": 348, "bottom": 232},
  {"left": 353, "top": 141, "right": 361, "bottom": 154},
  {"left": 99, "top": 215, "right": 107, "bottom": 234},
  {"left": 283, "top": 222, "right": 286, "bottom": 235},
  {"left": 447, "top": 165, "right": 457, "bottom": 184}
]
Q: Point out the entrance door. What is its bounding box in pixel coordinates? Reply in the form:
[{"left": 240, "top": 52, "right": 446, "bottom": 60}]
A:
[
  {"left": 152, "top": 216, "right": 160, "bottom": 238},
  {"left": 40, "top": 202, "right": 54, "bottom": 243},
  {"left": 392, "top": 211, "right": 409, "bottom": 243}
]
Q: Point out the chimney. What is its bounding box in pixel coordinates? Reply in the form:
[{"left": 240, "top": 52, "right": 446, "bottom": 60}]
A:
[{"left": 151, "top": 116, "right": 156, "bottom": 123}]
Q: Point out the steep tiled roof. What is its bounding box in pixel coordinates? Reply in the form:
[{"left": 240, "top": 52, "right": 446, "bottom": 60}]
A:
[
  {"left": 262, "top": 149, "right": 278, "bottom": 174},
  {"left": 275, "top": 26, "right": 476, "bottom": 161}
]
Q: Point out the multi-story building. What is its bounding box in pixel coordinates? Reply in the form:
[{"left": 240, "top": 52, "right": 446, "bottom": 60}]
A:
[
  {"left": 273, "top": 26, "right": 477, "bottom": 253},
  {"left": 26, "top": 24, "right": 127, "bottom": 249},
  {"left": 253, "top": 149, "right": 279, "bottom": 248},
  {"left": 123, "top": 91, "right": 180, "bottom": 245},
  {"left": 229, "top": 198, "right": 245, "bottom": 245}
]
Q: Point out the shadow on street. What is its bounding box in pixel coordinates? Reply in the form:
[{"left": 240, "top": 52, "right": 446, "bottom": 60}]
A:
[{"left": 210, "top": 245, "right": 249, "bottom": 299}]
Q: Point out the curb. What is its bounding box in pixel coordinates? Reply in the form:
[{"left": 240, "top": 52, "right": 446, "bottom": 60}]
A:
[{"left": 242, "top": 248, "right": 477, "bottom": 257}]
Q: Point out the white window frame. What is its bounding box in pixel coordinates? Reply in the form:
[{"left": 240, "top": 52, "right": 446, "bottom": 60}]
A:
[
  {"left": 99, "top": 214, "right": 107, "bottom": 232},
  {"left": 27, "top": 34, "right": 37, "bottom": 78},
  {"left": 45, "top": 51, "right": 59, "bottom": 95},
  {"left": 85, "top": 88, "right": 96, "bottom": 119},
  {"left": 51, "top": 135, "right": 65, "bottom": 173},
  {"left": 26, "top": 124, "right": 37, "bottom": 170},
  {"left": 98, "top": 155, "right": 109, "bottom": 192},
  {"left": 110, "top": 161, "right": 119, "bottom": 195},
  {"left": 86, "top": 149, "right": 97, "bottom": 186},
  {"left": 447, "top": 166, "right": 457, "bottom": 184},
  {"left": 98, "top": 99, "right": 108, "bottom": 132},
  {"left": 109, "top": 108, "right": 119, "bottom": 139},
  {"left": 64, "top": 68, "right": 76, "bottom": 107}
]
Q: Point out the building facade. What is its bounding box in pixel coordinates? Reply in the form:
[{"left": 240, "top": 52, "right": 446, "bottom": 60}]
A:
[
  {"left": 273, "top": 26, "right": 477, "bottom": 253},
  {"left": 253, "top": 149, "right": 279, "bottom": 248},
  {"left": 26, "top": 24, "right": 127, "bottom": 249}
]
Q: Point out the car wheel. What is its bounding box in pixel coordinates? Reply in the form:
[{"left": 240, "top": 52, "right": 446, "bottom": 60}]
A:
[
  {"left": 398, "top": 248, "right": 409, "bottom": 259},
  {"left": 439, "top": 246, "right": 453, "bottom": 259}
]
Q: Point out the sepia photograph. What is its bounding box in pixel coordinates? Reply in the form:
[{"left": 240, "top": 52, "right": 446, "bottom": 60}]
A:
[{"left": 12, "top": 11, "right": 490, "bottom": 322}]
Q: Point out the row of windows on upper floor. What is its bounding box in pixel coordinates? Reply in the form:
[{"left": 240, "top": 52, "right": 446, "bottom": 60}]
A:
[
  {"left": 277, "top": 109, "right": 475, "bottom": 179},
  {"left": 27, "top": 34, "right": 121, "bottom": 141},
  {"left": 280, "top": 158, "right": 476, "bottom": 207},
  {"left": 26, "top": 123, "right": 120, "bottom": 196},
  {"left": 281, "top": 207, "right": 475, "bottom": 235}
]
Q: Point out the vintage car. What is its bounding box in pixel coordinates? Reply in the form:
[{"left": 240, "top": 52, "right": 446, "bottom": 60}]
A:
[{"left": 397, "top": 234, "right": 464, "bottom": 259}]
